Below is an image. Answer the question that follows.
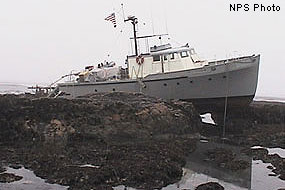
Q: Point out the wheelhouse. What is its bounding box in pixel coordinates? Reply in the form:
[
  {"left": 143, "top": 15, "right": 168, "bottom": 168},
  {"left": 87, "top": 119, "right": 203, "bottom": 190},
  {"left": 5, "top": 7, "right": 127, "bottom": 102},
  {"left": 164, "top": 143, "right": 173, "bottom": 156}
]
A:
[{"left": 127, "top": 43, "right": 208, "bottom": 79}]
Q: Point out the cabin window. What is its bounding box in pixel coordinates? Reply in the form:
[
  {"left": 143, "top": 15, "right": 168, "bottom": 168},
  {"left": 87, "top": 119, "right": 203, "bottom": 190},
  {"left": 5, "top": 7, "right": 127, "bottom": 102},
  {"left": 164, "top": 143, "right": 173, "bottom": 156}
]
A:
[
  {"left": 190, "top": 49, "right": 195, "bottom": 55},
  {"left": 164, "top": 55, "right": 168, "bottom": 61},
  {"left": 153, "top": 55, "right": 160, "bottom": 62},
  {"left": 180, "top": 51, "right": 189, "bottom": 58},
  {"left": 170, "top": 53, "right": 178, "bottom": 60}
]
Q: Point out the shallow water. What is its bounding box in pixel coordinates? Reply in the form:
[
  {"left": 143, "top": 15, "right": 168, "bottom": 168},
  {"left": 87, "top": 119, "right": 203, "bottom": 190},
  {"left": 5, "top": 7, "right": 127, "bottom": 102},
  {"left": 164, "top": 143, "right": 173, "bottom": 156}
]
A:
[
  {"left": 251, "top": 160, "right": 285, "bottom": 190},
  {"left": 0, "top": 167, "right": 68, "bottom": 190},
  {"left": 254, "top": 96, "right": 285, "bottom": 103},
  {"left": 2, "top": 158, "right": 284, "bottom": 190},
  {"left": 0, "top": 83, "right": 33, "bottom": 94},
  {"left": 114, "top": 142, "right": 285, "bottom": 190},
  {"left": 251, "top": 146, "right": 285, "bottom": 158},
  {"left": 1, "top": 144, "right": 284, "bottom": 190}
]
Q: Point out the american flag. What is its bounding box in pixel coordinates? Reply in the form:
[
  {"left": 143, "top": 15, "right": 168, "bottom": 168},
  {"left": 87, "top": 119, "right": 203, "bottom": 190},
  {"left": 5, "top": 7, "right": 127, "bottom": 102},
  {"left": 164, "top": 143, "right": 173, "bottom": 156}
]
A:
[{"left": 105, "top": 13, "right": 116, "bottom": 28}]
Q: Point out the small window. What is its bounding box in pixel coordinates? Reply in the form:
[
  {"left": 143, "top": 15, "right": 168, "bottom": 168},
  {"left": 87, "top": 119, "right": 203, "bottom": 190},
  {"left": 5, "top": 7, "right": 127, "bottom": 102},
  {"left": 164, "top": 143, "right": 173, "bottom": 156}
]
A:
[
  {"left": 153, "top": 55, "right": 160, "bottom": 62},
  {"left": 170, "top": 53, "right": 175, "bottom": 60},
  {"left": 164, "top": 55, "right": 168, "bottom": 61},
  {"left": 180, "top": 51, "right": 189, "bottom": 58}
]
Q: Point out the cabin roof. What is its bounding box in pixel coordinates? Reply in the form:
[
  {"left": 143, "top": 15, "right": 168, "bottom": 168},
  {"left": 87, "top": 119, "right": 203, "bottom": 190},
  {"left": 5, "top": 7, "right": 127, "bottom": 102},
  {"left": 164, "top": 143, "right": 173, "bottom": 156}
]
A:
[
  {"left": 127, "top": 45, "right": 192, "bottom": 58},
  {"left": 150, "top": 46, "right": 191, "bottom": 56}
]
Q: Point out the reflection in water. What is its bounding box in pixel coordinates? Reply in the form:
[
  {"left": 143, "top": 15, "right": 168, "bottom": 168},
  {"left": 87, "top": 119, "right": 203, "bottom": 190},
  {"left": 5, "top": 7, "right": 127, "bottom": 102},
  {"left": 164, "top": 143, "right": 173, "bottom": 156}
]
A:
[
  {"left": 251, "top": 160, "right": 285, "bottom": 190},
  {"left": 115, "top": 142, "right": 285, "bottom": 190},
  {"left": 165, "top": 141, "right": 252, "bottom": 190},
  {"left": 252, "top": 146, "right": 285, "bottom": 158},
  {"left": 114, "top": 141, "right": 252, "bottom": 190},
  {"left": 162, "top": 168, "right": 248, "bottom": 190},
  {"left": 0, "top": 167, "right": 68, "bottom": 190},
  {"left": 267, "top": 148, "right": 285, "bottom": 158},
  {"left": 1, "top": 143, "right": 285, "bottom": 190}
]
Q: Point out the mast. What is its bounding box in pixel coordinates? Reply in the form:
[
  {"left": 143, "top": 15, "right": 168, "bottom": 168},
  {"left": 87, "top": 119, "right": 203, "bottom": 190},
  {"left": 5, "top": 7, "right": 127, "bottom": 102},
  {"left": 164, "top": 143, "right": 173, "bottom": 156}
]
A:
[{"left": 124, "top": 16, "right": 138, "bottom": 56}]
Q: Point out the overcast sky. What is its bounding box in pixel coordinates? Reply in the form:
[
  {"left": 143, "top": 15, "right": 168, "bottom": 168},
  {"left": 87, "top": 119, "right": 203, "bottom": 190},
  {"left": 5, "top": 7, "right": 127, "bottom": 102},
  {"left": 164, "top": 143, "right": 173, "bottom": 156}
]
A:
[{"left": 0, "top": 0, "right": 284, "bottom": 97}]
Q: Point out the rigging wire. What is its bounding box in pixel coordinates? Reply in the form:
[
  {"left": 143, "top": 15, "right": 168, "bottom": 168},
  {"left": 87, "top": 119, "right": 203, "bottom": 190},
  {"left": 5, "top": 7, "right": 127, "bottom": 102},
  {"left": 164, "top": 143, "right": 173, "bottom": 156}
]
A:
[
  {"left": 222, "top": 61, "right": 230, "bottom": 140},
  {"left": 163, "top": 2, "right": 169, "bottom": 36},
  {"left": 148, "top": 0, "right": 155, "bottom": 34}
]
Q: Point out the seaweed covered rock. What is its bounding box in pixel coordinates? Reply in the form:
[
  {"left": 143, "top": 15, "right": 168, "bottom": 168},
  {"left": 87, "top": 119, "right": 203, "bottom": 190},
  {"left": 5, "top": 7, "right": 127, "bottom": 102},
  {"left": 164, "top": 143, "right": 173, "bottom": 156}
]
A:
[
  {"left": 195, "top": 182, "right": 224, "bottom": 190},
  {"left": 0, "top": 92, "right": 200, "bottom": 144},
  {"left": 0, "top": 173, "right": 23, "bottom": 183},
  {"left": 0, "top": 92, "right": 200, "bottom": 189}
]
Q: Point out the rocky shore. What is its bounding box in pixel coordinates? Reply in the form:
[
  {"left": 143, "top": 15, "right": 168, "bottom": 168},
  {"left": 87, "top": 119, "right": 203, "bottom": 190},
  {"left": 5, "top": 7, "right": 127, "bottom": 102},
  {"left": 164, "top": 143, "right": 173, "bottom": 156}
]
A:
[
  {"left": 0, "top": 93, "right": 284, "bottom": 189},
  {"left": 0, "top": 93, "right": 199, "bottom": 189}
]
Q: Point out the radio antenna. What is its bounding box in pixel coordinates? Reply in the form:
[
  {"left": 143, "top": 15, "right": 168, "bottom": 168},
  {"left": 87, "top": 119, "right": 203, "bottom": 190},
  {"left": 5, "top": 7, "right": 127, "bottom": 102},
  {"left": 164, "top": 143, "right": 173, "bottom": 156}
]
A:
[{"left": 121, "top": 3, "right": 126, "bottom": 21}]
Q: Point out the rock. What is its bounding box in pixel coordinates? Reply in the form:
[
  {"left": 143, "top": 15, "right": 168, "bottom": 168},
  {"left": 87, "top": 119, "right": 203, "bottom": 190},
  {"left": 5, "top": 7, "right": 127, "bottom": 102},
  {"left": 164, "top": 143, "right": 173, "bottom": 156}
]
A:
[
  {"left": 0, "top": 92, "right": 199, "bottom": 189},
  {"left": 0, "top": 93, "right": 200, "bottom": 143},
  {"left": 44, "top": 119, "right": 75, "bottom": 145},
  {"left": 0, "top": 167, "right": 5, "bottom": 173},
  {"left": 9, "top": 164, "right": 21, "bottom": 169},
  {"left": 0, "top": 173, "right": 23, "bottom": 183},
  {"left": 205, "top": 148, "right": 249, "bottom": 171},
  {"left": 195, "top": 182, "right": 224, "bottom": 190}
]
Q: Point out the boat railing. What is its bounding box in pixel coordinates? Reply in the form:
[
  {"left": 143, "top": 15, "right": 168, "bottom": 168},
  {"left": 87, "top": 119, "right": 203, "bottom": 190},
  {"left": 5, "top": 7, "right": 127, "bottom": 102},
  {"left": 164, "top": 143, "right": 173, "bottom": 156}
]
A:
[{"left": 208, "top": 55, "right": 255, "bottom": 65}]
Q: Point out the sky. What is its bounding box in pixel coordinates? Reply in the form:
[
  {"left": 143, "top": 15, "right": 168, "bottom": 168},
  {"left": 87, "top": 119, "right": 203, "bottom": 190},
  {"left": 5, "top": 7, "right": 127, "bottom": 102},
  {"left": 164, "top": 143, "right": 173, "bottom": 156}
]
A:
[{"left": 0, "top": 0, "right": 284, "bottom": 97}]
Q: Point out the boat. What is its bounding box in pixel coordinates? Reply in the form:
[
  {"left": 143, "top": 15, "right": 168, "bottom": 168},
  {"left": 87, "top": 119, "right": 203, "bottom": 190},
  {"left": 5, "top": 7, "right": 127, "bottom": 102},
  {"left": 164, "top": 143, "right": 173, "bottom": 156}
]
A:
[{"left": 51, "top": 16, "right": 260, "bottom": 113}]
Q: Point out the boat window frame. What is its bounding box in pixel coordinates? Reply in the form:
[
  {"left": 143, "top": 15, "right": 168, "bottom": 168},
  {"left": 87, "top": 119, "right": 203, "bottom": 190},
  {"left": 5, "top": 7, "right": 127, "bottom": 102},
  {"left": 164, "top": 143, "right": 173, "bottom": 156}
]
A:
[
  {"left": 153, "top": 55, "right": 160, "bottom": 62},
  {"left": 163, "top": 54, "right": 168, "bottom": 61},
  {"left": 180, "top": 51, "right": 189, "bottom": 58},
  {"left": 170, "top": 53, "right": 179, "bottom": 60}
]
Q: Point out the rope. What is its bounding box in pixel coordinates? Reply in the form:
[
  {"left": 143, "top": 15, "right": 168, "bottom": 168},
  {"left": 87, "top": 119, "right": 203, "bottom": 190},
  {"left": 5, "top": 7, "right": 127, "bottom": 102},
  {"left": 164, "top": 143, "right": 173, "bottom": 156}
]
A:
[{"left": 222, "top": 61, "right": 230, "bottom": 138}]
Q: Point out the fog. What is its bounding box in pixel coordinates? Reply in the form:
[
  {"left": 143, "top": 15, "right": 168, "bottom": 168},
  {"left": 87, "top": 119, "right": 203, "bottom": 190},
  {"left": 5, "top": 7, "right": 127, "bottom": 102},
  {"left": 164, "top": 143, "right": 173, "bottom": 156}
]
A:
[{"left": 0, "top": 0, "right": 284, "bottom": 97}]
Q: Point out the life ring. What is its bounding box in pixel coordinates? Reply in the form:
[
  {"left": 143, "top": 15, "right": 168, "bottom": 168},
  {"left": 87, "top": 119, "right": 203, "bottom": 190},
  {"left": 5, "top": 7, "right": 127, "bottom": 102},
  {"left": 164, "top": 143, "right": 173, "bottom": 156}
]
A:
[{"left": 136, "top": 55, "right": 144, "bottom": 65}]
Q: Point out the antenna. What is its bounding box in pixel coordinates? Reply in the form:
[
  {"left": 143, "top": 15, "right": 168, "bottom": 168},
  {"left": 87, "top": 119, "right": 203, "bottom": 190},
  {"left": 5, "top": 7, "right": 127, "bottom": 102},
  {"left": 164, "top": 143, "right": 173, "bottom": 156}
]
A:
[
  {"left": 148, "top": 0, "right": 155, "bottom": 34},
  {"left": 124, "top": 16, "right": 139, "bottom": 56},
  {"left": 163, "top": 5, "right": 169, "bottom": 35},
  {"left": 121, "top": 3, "right": 126, "bottom": 21}
]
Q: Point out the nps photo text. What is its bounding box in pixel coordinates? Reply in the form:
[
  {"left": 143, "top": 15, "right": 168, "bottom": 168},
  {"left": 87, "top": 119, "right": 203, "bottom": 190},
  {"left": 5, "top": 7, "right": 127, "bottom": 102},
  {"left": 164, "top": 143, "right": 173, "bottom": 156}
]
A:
[{"left": 230, "top": 3, "right": 281, "bottom": 12}]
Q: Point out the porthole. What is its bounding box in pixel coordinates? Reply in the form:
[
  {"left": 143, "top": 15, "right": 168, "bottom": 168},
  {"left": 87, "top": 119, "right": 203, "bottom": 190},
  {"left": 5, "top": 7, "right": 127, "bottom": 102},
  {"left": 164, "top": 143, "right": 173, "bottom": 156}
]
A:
[
  {"left": 190, "top": 81, "right": 193, "bottom": 83},
  {"left": 223, "top": 76, "right": 227, "bottom": 79},
  {"left": 177, "top": 82, "right": 180, "bottom": 85},
  {"left": 208, "top": 78, "right": 212, "bottom": 81},
  {"left": 95, "top": 89, "right": 98, "bottom": 92},
  {"left": 112, "top": 88, "right": 115, "bottom": 91},
  {"left": 164, "top": 83, "right": 167, "bottom": 86}
]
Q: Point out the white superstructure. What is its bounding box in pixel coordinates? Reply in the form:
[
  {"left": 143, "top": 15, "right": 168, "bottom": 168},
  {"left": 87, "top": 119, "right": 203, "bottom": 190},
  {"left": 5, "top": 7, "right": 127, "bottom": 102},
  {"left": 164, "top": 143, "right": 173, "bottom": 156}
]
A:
[{"left": 127, "top": 44, "right": 209, "bottom": 79}]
